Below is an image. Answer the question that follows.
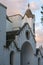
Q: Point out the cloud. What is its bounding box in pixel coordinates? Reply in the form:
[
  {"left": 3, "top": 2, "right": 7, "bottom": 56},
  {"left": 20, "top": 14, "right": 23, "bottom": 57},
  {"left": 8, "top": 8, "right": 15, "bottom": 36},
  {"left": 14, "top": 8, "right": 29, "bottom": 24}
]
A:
[
  {"left": 4, "top": 0, "right": 28, "bottom": 15},
  {"left": 0, "top": 0, "right": 28, "bottom": 15},
  {"left": 30, "top": 2, "right": 39, "bottom": 10},
  {"left": 0, "top": 0, "right": 40, "bottom": 15},
  {"left": 6, "top": 1, "right": 40, "bottom": 15},
  {"left": 40, "top": 0, "right": 43, "bottom": 3},
  {"left": 35, "top": 25, "right": 43, "bottom": 44}
]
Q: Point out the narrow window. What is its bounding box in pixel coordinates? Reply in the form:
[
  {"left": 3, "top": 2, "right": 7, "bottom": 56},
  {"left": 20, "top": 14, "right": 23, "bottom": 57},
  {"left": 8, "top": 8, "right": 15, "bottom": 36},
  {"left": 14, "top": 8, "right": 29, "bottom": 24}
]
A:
[
  {"left": 38, "top": 58, "right": 40, "bottom": 65},
  {"left": 10, "top": 51, "right": 14, "bottom": 65},
  {"left": 26, "top": 31, "right": 30, "bottom": 40},
  {"left": 33, "top": 23, "right": 35, "bottom": 34}
]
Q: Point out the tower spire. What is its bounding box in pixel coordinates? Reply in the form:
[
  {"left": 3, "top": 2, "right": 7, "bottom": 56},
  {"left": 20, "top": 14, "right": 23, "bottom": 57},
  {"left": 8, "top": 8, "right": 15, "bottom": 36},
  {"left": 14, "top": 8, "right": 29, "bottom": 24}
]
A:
[
  {"left": 24, "top": 3, "right": 34, "bottom": 18},
  {"left": 28, "top": 3, "right": 30, "bottom": 8}
]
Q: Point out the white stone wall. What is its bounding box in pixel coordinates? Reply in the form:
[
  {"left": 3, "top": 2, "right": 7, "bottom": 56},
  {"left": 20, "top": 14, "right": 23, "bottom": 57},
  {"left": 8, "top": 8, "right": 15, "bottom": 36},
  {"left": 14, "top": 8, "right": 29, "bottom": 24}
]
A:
[
  {"left": 15, "top": 24, "right": 36, "bottom": 54},
  {"left": 9, "top": 15, "right": 22, "bottom": 28},
  {"left": 0, "top": 4, "right": 6, "bottom": 65},
  {"left": 9, "top": 14, "right": 35, "bottom": 34},
  {"left": 22, "top": 15, "right": 35, "bottom": 34},
  {"left": 6, "top": 20, "right": 13, "bottom": 32},
  {"left": 0, "top": 3, "right": 43, "bottom": 65},
  {"left": 40, "top": 58, "right": 43, "bottom": 65}
]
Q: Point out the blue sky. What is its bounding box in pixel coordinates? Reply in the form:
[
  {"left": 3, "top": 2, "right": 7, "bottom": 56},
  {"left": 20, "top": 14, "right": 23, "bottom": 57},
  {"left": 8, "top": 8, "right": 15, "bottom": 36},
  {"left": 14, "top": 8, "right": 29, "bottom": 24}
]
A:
[{"left": 0, "top": 0, "right": 43, "bottom": 47}]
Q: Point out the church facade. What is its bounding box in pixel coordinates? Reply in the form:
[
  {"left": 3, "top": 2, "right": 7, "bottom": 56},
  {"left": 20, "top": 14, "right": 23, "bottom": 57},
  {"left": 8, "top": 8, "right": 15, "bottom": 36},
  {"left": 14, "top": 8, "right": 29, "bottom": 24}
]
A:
[{"left": 0, "top": 3, "right": 43, "bottom": 65}]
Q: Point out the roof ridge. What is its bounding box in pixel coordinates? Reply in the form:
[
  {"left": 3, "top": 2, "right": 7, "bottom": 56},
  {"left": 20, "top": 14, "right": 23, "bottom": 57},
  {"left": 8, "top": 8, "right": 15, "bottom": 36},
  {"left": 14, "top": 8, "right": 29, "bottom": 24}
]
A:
[{"left": 9, "top": 14, "right": 23, "bottom": 17}]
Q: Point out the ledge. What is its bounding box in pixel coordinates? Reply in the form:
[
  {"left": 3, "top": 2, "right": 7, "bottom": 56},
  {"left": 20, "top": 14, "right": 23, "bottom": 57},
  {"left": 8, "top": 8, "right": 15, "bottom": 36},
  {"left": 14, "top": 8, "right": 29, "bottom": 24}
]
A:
[{"left": 0, "top": 3, "right": 7, "bottom": 9}]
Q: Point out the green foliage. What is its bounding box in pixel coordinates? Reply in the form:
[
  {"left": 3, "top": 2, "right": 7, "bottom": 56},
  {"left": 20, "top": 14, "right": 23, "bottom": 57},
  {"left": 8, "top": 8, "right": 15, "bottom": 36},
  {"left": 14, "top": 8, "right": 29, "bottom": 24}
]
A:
[{"left": 41, "top": 5, "right": 43, "bottom": 25}]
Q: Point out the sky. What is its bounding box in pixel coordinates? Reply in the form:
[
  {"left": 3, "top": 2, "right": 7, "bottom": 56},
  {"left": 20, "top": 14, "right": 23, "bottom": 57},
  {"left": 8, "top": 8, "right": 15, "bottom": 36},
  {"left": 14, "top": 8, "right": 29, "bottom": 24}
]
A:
[{"left": 0, "top": 0, "right": 43, "bottom": 48}]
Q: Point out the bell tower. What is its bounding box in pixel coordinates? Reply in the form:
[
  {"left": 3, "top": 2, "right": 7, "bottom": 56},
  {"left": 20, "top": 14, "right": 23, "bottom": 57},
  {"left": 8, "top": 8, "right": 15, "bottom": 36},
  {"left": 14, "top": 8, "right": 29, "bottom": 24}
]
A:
[{"left": 23, "top": 4, "right": 35, "bottom": 36}]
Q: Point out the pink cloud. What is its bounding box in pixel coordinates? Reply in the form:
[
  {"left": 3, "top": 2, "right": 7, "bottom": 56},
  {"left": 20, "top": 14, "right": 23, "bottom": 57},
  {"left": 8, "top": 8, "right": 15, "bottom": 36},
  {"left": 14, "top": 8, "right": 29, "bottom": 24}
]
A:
[
  {"left": 4, "top": 0, "right": 28, "bottom": 15},
  {"left": 35, "top": 27, "right": 43, "bottom": 43},
  {"left": 30, "top": 2, "right": 39, "bottom": 10},
  {"left": 0, "top": 0, "right": 27, "bottom": 15}
]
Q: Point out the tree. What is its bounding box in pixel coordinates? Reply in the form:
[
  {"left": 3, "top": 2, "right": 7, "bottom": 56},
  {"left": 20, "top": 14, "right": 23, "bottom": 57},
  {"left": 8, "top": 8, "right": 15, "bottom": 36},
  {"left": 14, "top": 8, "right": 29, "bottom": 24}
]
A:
[{"left": 41, "top": 6, "right": 43, "bottom": 25}]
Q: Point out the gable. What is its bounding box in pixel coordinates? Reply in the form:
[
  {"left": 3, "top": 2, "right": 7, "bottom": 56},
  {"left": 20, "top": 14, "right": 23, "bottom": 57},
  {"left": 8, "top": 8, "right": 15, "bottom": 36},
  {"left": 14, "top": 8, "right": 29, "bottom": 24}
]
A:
[
  {"left": 16, "top": 23, "right": 30, "bottom": 35},
  {"left": 16, "top": 23, "right": 36, "bottom": 43},
  {"left": 15, "top": 23, "right": 36, "bottom": 54}
]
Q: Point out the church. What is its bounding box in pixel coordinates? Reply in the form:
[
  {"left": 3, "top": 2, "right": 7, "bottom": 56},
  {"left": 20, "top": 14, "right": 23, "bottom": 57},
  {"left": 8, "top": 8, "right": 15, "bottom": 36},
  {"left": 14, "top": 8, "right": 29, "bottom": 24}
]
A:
[{"left": 0, "top": 3, "right": 43, "bottom": 65}]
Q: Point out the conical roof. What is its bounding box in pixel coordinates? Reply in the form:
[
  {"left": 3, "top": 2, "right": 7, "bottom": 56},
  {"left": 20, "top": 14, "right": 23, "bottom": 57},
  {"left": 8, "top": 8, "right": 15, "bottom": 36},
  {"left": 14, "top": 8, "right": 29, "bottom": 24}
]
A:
[
  {"left": 25, "top": 9, "right": 34, "bottom": 18},
  {"left": 25, "top": 4, "right": 34, "bottom": 18}
]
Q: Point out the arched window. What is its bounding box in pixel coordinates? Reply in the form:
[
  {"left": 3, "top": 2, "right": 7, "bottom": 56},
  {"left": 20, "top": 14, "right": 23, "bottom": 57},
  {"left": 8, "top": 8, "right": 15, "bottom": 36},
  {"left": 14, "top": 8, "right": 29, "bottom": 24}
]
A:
[
  {"left": 26, "top": 31, "right": 30, "bottom": 40},
  {"left": 38, "top": 58, "right": 40, "bottom": 65},
  {"left": 10, "top": 51, "right": 14, "bottom": 65}
]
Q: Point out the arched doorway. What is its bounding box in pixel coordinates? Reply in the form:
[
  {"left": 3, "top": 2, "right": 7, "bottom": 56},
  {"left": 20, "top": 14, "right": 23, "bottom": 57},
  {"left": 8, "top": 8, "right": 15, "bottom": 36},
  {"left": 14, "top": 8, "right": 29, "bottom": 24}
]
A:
[
  {"left": 10, "top": 51, "right": 14, "bottom": 65},
  {"left": 21, "top": 42, "right": 34, "bottom": 65}
]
